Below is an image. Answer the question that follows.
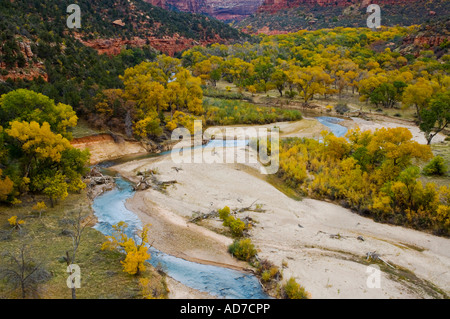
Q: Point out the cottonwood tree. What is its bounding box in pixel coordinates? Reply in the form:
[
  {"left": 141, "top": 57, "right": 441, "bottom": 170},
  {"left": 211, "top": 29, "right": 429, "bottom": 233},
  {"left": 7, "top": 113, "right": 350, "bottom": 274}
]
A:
[
  {"left": 402, "top": 78, "right": 437, "bottom": 121},
  {"left": 419, "top": 91, "right": 450, "bottom": 145},
  {"left": 0, "top": 89, "right": 77, "bottom": 137},
  {"left": 102, "top": 222, "right": 151, "bottom": 276}
]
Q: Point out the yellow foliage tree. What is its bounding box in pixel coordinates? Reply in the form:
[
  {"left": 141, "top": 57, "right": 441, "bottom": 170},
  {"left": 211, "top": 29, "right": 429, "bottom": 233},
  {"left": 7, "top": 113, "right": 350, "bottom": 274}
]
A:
[
  {"left": 0, "top": 169, "right": 14, "bottom": 202},
  {"left": 6, "top": 121, "right": 71, "bottom": 163},
  {"left": 289, "top": 65, "right": 334, "bottom": 105},
  {"left": 8, "top": 216, "right": 25, "bottom": 229},
  {"left": 102, "top": 222, "right": 151, "bottom": 276}
]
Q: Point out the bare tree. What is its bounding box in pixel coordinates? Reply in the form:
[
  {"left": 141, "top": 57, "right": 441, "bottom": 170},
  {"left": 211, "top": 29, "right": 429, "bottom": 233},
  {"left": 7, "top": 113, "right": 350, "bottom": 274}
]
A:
[
  {"left": 0, "top": 244, "right": 50, "bottom": 298},
  {"left": 60, "top": 208, "right": 93, "bottom": 299}
]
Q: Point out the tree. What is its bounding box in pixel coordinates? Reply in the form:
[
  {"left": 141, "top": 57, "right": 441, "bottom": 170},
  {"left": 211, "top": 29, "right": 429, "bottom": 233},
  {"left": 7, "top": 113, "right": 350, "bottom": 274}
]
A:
[
  {"left": 402, "top": 79, "right": 436, "bottom": 121},
  {"left": 5, "top": 120, "right": 88, "bottom": 201},
  {"left": 133, "top": 116, "right": 163, "bottom": 138},
  {"left": 192, "top": 59, "right": 212, "bottom": 84},
  {"left": 6, "top": 121, "right": 71, "bottom": 165},
  {"left": 102, "top": 222, "right": 151, "bottom": 276},
  {"left": 270, "top": 69, "right": 287, "bottom": 97},
  {"left": 8, "top": 215, "right": 25, "bottom": 230},
  {"left": 0, "top": 169, "right": 14, "bottom": 202},
  {"left": 369, "top": 81, "right": 406, "bottom": 109},
  {"left": 32, "top": 202, "right": 47, "bottom": 218},
  {"left": 222, "top": 58, "right": 255, "bottom": 88},
  {"left": 61, "top": 208, "right": 93, "bottom": 299},
  {"left": 289, "top": 66, "right": 333, "bottom": 105},
  {"left": 367, "top": 127, "right": 433, "bottom": 169},
  {"left": 419, "top": 91, "right": 450, "bottom": 145},
  {"left": 0, "top": 245, "right": 50, "bottom": 298},
  {"left": 228, "top": 238, "right": 256, "bottom": 261},
  {"left": 174, "top": 69, "right": 203, "bottom": 115},
  {"left": 0, "top": 89, "right": 77, "bottom": 137},
  {"left": 423, "top": 156, "right": 447, "bottom": 176},
  {"left": 156, "top": 55, "right": 181, "bottom": 80},
  {"left": 32, "top": 172, "right": 68, "bottom": 207}
]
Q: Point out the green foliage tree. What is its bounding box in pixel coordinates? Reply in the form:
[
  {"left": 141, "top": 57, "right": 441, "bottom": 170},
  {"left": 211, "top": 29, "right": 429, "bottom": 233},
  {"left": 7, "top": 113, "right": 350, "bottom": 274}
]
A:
[
  {"left": 0, "top": 89, "right": 77, "bottom": 138},
  {"left": 419, "top": 91, "right": 450, "bottom": 145}
]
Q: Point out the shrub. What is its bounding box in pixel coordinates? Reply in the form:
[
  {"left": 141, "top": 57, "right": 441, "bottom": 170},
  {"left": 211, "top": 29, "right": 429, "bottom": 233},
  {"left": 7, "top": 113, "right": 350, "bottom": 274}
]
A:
[
  {"left": 257, "top": 259, "right": 281, "bottom": 283},
  {"left": 219, "top": 206, "right": 246, "bottom": 237},
  {"left": 228, "top": 238, "right": 257, "bottom": 261},
  {"left": 423, "top": 156, "right": 447, "bottom": 176},
  {"left": 218, "top": 206, "right": 231, "bottom": 220},
  {"left": 227, "top": 218, "right": 246, "bottom": 237},
  {"left": 335, "top": 103, "right": 349, "bottom": 115},
  {"left": 8, "top": 216, "right": 25, "bottom": 229},
  {"left": 281, "top": 277, "right": 310, "bottom": 299},
  {"left": 285, "top": 90, "right": 297, "bottom": 99}
]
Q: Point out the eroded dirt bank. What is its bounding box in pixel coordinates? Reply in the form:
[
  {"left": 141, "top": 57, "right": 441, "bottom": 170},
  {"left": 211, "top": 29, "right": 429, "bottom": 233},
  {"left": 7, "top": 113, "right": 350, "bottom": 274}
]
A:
[{"left": 71, "top": 134, "right": 148, "bottom": 164}]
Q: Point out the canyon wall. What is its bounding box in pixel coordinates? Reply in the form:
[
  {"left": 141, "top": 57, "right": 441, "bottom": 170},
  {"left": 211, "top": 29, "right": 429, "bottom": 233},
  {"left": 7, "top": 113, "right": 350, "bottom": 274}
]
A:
[{"left": 145, "top": 0, "right": 264, "bottom": 20}]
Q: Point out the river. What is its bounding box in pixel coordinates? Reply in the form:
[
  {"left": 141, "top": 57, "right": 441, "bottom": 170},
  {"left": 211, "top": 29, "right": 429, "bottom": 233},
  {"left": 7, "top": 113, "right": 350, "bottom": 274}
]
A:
[
  {"left": 92, "top": 177, "right": 269, "bottom": 299},
  {"left": 315, "top": 116, "right": 348, "bottom": 137}
]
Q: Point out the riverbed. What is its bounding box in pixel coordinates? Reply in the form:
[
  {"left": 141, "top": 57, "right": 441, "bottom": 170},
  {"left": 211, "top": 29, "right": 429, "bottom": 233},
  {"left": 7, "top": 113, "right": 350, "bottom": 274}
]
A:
[
  {"left": 93, "top": 177, "right": 269, "bottom": 299},
  {"left": 91, "top": 116, "right": 449, "bottom": 299}
]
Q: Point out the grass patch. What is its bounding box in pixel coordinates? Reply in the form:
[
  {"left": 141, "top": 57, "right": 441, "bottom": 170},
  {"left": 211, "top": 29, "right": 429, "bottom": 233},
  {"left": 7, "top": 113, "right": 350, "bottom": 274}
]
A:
[
  {"left": 70, "top": 119, "right": 104, "bottom": 139},
  {"left": 265, "top": 174, "right": 303, "bottom": 201},
  {"left": 431, "top": 142, "right": 450, "bottom": 175},
  {"left": 0, "top": 191, "right": 167, "bottom": 299},
  {"left": 203, "top": 98, "right": 302, "bottom": 126}
]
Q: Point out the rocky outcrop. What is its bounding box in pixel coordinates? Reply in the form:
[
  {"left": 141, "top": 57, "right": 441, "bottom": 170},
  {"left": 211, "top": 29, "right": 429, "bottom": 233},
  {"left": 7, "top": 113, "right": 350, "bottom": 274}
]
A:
[
  {"left": 0, "top": 38, "right": 48, "bottom": 82},
  {"left": 145, "top": 0, "right": 264, "bottom": 21},
  {"left": 76, "top": 33, "right": 225, "bottom": 57},
  {"left": 85, "top": 167, "right": 116, "bottom": 199},
  {"left": 75, "top": 36, "right": 147, "bottom": 56},
  {"left": 401, "top": 20, "right": 450, "bottom": 57}
]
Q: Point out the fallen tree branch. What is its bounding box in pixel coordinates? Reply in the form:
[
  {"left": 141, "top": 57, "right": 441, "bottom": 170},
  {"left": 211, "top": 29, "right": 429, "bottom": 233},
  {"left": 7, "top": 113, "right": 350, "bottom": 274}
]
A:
[{"left": 366, "top": 251, "right": 395, "bottom": 269}]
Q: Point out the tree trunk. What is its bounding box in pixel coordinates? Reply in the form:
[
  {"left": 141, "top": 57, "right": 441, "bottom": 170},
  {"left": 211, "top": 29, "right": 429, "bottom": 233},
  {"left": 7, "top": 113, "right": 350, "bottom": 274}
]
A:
[{"left": 21, "top": 282, "right": 26, "bottom": 299}]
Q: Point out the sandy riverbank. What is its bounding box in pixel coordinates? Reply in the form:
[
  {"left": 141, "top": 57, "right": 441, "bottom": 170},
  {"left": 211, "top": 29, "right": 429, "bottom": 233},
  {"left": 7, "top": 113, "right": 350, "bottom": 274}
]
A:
[
  {"left": 113, "top": 150, "right": 449, "bottom": 299},
  {"left": 108, "top": 117, "right": 449, "bottom": 299}
]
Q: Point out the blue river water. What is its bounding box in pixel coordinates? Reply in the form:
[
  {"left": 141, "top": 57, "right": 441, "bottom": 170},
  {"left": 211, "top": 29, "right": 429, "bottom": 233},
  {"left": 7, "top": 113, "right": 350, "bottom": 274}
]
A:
[
  {"left": 93, "top": 178, "right": 268, "bottom": 299},
  {"left": 315, "top": 116, "right": 348, "bottom": 137}
]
